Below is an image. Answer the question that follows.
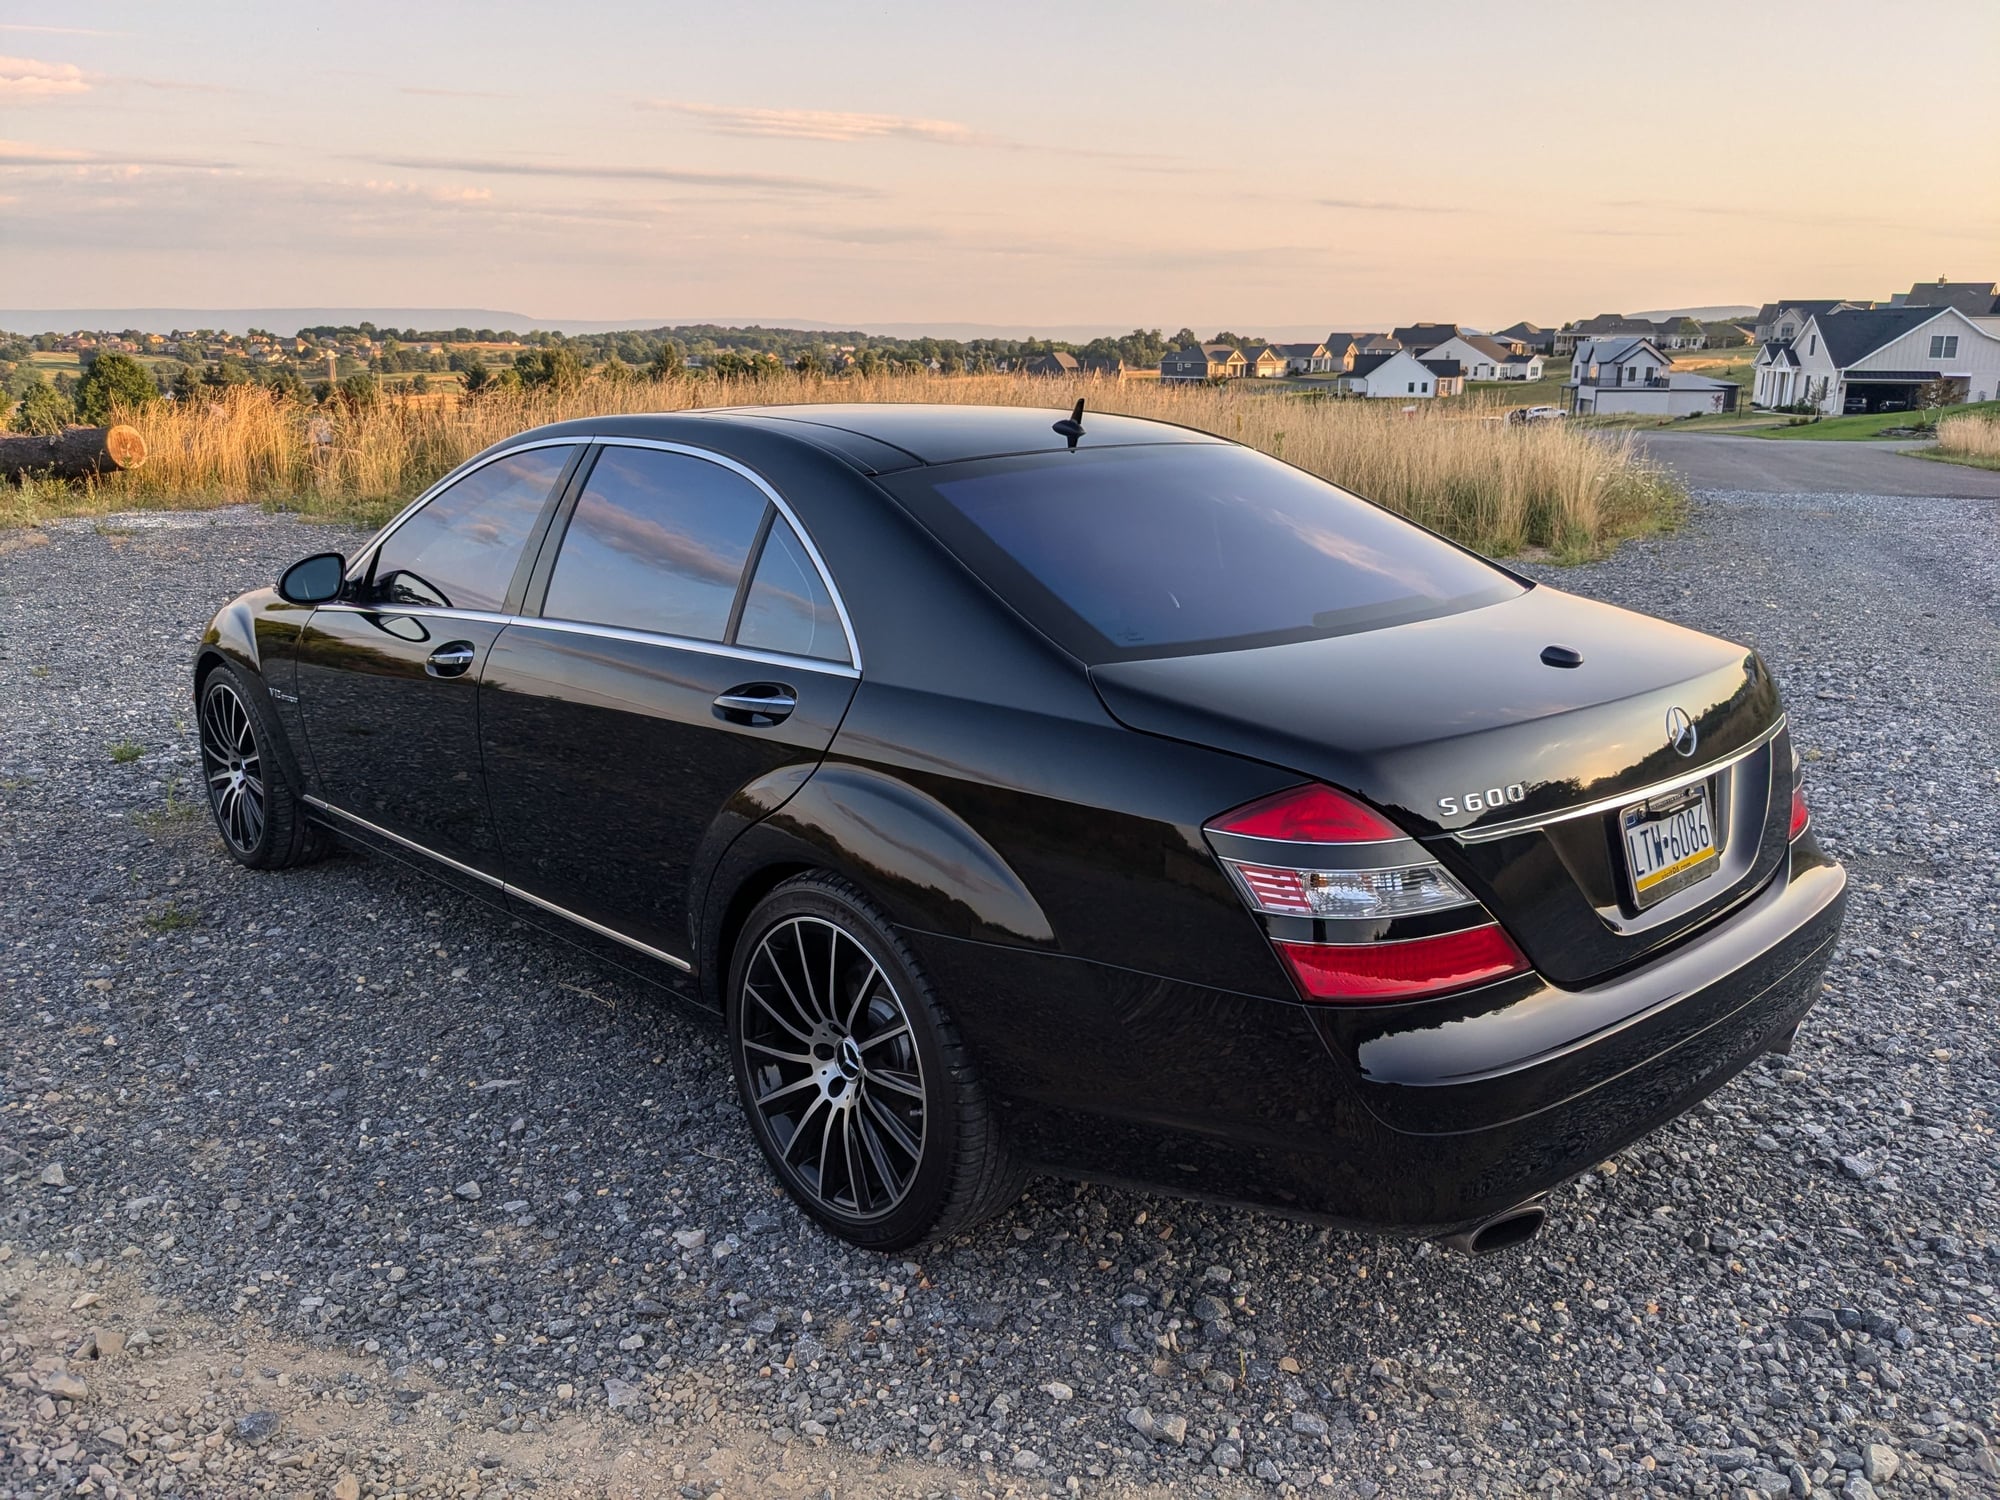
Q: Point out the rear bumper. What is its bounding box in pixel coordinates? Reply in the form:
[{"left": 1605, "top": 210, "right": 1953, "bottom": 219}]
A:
[{"left": 909, "top": 842, "right": 1845, "bottom": 1235}]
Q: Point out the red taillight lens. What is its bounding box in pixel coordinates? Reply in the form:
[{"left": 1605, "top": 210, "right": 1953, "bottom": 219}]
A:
[
  {"left": 1788, "top": 781, "right": 1810, "bottom": 840},
  {"left": 1275, "top": 924, "right": 1529, "bottom": 1003},
  {"left": 1209, "top": 783, "right": 1402, "bottom": 843}
]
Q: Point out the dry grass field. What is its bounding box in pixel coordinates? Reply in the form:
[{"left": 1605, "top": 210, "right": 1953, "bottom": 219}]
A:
[
  {"left": 1933, "top": 409, "right": 2000, "bottom": 468},
  {"left": 4, "top": 372, "right": 1685, "bottom": 561}
]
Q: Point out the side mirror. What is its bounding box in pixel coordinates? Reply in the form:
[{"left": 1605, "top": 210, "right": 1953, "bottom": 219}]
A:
[{"left": 277, "top": 551, "right": 347, "bottom": 605}]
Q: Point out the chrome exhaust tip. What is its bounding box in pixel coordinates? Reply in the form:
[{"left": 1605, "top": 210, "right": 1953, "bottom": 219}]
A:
[{"left": 1441, "top": 1195, "right": 1548, "bottom": 1256}]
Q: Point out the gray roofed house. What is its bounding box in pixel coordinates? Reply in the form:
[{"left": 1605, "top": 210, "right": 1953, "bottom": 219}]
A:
[
  {"left": 1276, "top": 341, "right": 1335, "bottom": 374},
  {"left": 1894, "top": 277, "right": 1999, "bottom": 315},
  {"left": 1755, "top": 303, "right": 2000, "bottom": 413},
  {"left": 1752, "top": 298, "right": 1869, "bottom": 345},
  {"left": 1494, "top": 321, "right": 1555, "bottom": 354},
  {"left": 1391, "top": 323, "right": 1462, "bottom": 354}
]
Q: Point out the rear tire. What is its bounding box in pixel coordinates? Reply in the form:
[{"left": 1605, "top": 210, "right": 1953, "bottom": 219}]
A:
[
  {"left": 197, "top": 663, "right": 322, "bottom": 870},
  {"left": 726, "top": 873, "right": 1025, "bottom": 1250}
]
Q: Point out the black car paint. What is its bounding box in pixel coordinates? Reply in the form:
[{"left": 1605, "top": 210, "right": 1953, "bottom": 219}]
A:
[{"left": 195, "top": 405, "right": 1846, "bottom": 1236}]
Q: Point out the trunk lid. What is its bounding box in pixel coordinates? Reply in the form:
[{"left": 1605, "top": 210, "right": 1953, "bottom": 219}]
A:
[{"left": 1090, "top": 585, "right": 1790, "bottom": 985}]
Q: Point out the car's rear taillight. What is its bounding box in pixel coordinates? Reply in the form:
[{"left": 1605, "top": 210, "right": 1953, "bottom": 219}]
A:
[
  {"left": 1206, "top": 783, "right": 1532, "bottom": 1005},
  {"left": 1788, "top": 745, "right": 1811, "bottom": 841}
]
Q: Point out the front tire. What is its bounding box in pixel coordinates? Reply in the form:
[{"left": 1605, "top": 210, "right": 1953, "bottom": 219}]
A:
[
  {"left": 726, "top": 873, "right": 1025, "bottom": 1250},
  {"left": 197, "top": 664, "right": 321, "bottom": 870}
]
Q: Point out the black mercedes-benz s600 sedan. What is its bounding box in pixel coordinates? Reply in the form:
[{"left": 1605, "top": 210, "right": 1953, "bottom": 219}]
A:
[{"left": 193, "top": 404, "right": 1845, "bottom": 1252}]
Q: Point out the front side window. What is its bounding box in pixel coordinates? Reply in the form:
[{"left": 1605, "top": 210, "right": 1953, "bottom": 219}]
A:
[
  {"left": 542, "top": 447, "right": 768, "bottom": 641},
  {"left": 1930, "top": 334, "right": 1959, "bottom": 359},
  {"left": 368, "top": 445, "right": 573, "bottom": 611},
  {"left": 883, "top": 444, "right": 1520, "bottom": 662}
]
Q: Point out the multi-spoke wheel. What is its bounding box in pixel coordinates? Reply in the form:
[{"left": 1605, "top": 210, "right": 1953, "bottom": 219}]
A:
[
  {"left": 727, "top": 874, "right": 1026, "bottom": 1249},
  {"left": 196, "top": 664, "right": 322, "bottom": 870}
]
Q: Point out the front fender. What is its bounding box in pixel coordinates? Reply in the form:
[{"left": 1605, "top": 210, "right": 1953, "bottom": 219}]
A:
[
  {"left": 195, "top": 588, "right": 316, "bottom": 794},
  {"left": 694, "top": 761, "right": 1055, "bottom": 1007}
]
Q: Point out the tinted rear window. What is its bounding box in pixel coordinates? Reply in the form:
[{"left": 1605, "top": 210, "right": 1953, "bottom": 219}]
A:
[{"left": 881, "top": 445, "right": 1521, "bottom": 661}]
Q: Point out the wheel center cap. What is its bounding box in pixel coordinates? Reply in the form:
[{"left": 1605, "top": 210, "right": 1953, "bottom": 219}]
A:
[{"left": 836, "top": 1035, "right": 862, "bottom": 1078}]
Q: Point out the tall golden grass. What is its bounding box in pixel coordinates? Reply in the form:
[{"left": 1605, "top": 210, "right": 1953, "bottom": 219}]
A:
[
  {"left": 1936, "top": 411, "right": 2000, "bottom": 465},
  {"left": 7, "top": 373, "right": 1683, "bottom": 559}
]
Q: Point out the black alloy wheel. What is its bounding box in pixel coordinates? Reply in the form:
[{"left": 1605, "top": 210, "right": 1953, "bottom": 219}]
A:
[
  {"left": 196, "top": 664, "right": 322, "bottom": 870},
  {"left": 726, "top": 874, "right": 1025, "bottom": 1249}
]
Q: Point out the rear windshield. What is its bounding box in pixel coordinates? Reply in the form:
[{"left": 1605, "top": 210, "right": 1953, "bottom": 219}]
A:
[{"left": 881, "top": 444, "right": 1522, "bottom": 661}]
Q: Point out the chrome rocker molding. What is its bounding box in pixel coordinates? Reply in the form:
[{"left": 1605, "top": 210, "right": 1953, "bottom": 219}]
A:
[{"left": 303, "top": 797, "right": 695, "bottom": 973}]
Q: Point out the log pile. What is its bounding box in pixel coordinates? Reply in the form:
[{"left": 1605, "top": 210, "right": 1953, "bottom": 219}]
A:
[{"left": 0, "top": 424, "right": 148, "bottom": 482}]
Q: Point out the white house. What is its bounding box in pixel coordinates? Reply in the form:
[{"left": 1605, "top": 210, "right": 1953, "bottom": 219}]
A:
[
  {"left": 1565, "top": 336, "right": 1740, "bottom": 415},
  {"left": 1416, "top": 333, "right": 1519, "bottom": 381},
  {"left": 1341, "top": 349, "right": 1445, "bottom": 398},
  {"left": 1756, "top": 305, "right": 2000, "bottom": 413},
  {"left": 1496, "top": 349, "right": 1546, "bottom": 381}
]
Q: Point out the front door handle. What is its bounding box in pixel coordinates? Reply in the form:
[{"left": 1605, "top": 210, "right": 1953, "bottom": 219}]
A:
[
  {"left": 426, "top": 641, "right": 477, "bottom": 678},
  {"left": 713, "top": 684, "right": 797, "bottom": 725}
]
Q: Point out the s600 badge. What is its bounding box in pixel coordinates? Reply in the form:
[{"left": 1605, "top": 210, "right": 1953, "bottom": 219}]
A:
[{"left": 1438, "top": 782, "right": 1526, "bottom": 816}]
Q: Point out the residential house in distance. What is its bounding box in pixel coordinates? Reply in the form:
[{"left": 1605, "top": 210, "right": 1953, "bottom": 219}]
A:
[
  {"left": 1413, "top": 332, "right": 1533, "bottom": 382},
  {"left": 1652, "top": 317, "right": 1708, "bottom": 349},
  {"left": 1322, "top": 332, "right": 1400, "bottom": 369},
  {"left": 1553, "top": 314, "right": 1658, "bottom": 356},
  {"left": 1494, "top": 321, "right": 1556, "bottom": 355},
  {"left": 1566, "top": 336, "right": 1739, "bottom": 415},
  {"left": 1420, "top": 359, "right": 1465, "bottom": 397},
  {"left": 1753, "top": 304, "right": 2000, "bottom": 413},
  {"left": 1340, "top": 349, "right": 1448, "bottom": 399},
  {"left": 1079, "top": 354, "right": 1138, "bottom": 379},
  {"left": 1022, "top": 351, "right": 1081, "bottom": 377},
  {"left": 1390, "top": 323, "right": 1462, "bottom": 355},
  {"left": 1886, "top": 277, "right": 1999, "bottom": 315},
  {"left": 1751, "top": 299, "right": 1869, "bottom": 345},
  {"left": 1277, "top": 341, "right": 1334, "bottom": 374},
  {"left": 1159, "top": 343, "right": 1248, "bottom": 381},
  {"left": 1242, "top": 344, "right": 1289, "bottom": 378}
]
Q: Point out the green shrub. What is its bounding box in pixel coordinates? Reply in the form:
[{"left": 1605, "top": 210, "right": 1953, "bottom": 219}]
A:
[
  {"left": 13, "top": 377, "right": 74, "bottom": 434},
  {"left": 75, "top": 352, "right": 159, "bottom": 423}
]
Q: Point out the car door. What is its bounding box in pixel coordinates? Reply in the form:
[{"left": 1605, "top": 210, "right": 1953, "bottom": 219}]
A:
[
  {"left": 294, "top": 442, "right": 580, "bottom": 878},
  {"left": 480, "top": 440, "right": 858, "bottom": 964}
]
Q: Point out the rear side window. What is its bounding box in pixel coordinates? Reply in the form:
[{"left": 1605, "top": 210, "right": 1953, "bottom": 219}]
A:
[
  {"left": 882, "top": 444, "right": 1519, "bottom": 661},
  {"left": 736, "top": 517, "right": 849, "bottom": 663},
  {"left": 368, "top": 445, "right": 573, "bottom": 611},
  {"left": 542, "top": 447, "right": 768, "bottom": 641}
]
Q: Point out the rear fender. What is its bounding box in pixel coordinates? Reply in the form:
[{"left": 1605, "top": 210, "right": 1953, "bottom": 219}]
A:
[{"left": 694, "top": 761, "right": 1054, "bottom": 1009}]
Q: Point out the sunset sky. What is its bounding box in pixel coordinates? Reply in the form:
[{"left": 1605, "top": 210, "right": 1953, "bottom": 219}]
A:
[{"left": 4, "top": 1, "right": 1996, "bottom": 331}]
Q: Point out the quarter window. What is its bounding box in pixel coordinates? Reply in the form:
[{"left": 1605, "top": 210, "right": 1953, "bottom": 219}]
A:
[
  {"left": 736, "top": 518, "right": 849, "bottom": 663},
  {"left": 543, "top": 447, "right": 768, "bottom": 642},
  {"left": 368, "top": 446, "right": 573, "bottom": 612}
]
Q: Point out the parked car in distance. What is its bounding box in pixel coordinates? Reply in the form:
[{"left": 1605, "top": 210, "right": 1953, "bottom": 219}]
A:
[
  {"left": 1509, "top": 405, "right": 1566, "bottom": 424},
  {"left": 193, "top": 404, "right": 1845, "bottom": 1253}
]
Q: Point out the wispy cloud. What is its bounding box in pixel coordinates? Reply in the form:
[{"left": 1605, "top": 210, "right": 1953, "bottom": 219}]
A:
[
  {"left": 399, "top": 85, "right": 511, "bottom": 100},
  {"left": 646, "top": 100, "right": 989, "bottom": 146},
  {"left": 0, "top": 54, "right": 90, "bottom": 99},
  {"left": 1315, "top": 197, "right": 1458, "bottom": 214},
  {"left": 363, "top": 152, "right": 877, "bottom": 197},
  {"left": 0, "top": 139, "right": 236, "bottom": 169},
  {"left": 0, "top": 24, "right": 129, "bottom": 37}
]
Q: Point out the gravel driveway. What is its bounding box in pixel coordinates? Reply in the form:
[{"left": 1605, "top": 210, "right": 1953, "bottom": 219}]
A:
[{"left": 3, "top": 495, "right": 1997, "bottom": 1500}]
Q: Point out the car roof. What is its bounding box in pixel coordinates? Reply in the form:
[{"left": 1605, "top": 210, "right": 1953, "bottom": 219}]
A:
[{"left": 513, "top": 402, "right": 1227, "bottom": 473}]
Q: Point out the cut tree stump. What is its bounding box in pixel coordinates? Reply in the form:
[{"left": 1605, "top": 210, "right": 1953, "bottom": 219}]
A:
[{"left": 0, "top": 424, "right": 148, "bottom": 481}]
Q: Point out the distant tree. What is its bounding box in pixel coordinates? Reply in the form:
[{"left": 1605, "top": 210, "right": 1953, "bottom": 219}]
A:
[
  {"left": 13, "top": 376, "right": 74, "bottom": 434},
  {"left": 311, "top": 379, "right": 335, "bottom": 405},
  {"left": 597, "top": 356, "right": 631, "bottom": 385},
  {"left": 171, "top": 366, "right": 204, "bottom": 404},
  {"left": 261, "top": 367, "right": 307, "bottom": 403},
  {"left": 411, "top": 372, "right": 432, "bottom": 395},
  {"left": 647, "top": 341, "right": 684, "bottom": 381},
  {"left": 516, "top": 345, "right": 584, "bottom": 391},
  {"left": 460, "top": 361, "right": 494, "bottom": 395},
  {"left": 793, "top": 349, "right": 824, "bottom": 376},
  {"left": 1916, "top": 376, "right": 1963, "bottom": 410},
  {"left": 339, "top": 372, "right": 380, "bottom": 409},
  {"left": 74, "top": 352, "right": 158, "bottom": 422}
]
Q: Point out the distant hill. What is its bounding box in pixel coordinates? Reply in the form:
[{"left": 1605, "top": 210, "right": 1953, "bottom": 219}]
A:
[
  {"left": 0, "top": 308, "right": 559, "bottom": 336},
  {"left": 1627, "top": 305, "right": 1758, "bottom": 323}
]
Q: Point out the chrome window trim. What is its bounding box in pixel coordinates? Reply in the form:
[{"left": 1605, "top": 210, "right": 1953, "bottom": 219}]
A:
[
  {"left": 306, "top": 603, "right": 860, "bottom": 679},
  {"left": 349, "top": 436, "right": 586, "bottom": 581},
  {"left": 304, "top": 796, "right": 694, "bottom": 972},
  {"left": 509, "top": 614, "right": 861, "bottom": 679},
  {"left": 565, "top": 435, "right": 861, "bottom": 671},
  {"left": 1449, "top": 716, "right": 1787, "bottom": 845}
]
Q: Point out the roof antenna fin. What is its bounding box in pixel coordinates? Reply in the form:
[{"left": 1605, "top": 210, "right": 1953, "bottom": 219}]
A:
[{"left": 1052, "top": 398, "right": 1086, "bottom": 450}]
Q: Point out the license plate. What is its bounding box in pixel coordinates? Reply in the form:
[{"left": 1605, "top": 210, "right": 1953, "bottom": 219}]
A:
[{"left": 1621, "top": 786, "right": 1718, "bottom": 907}]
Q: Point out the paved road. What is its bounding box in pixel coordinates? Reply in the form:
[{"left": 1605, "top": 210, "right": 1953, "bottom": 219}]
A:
[{"left": 1632, "top": 429, "right": 2000, "bottom": 496}]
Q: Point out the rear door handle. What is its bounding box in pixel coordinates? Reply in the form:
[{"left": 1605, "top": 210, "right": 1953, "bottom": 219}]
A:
[
  {"left": 713, "top": 684, "right": 797, "bottom": 724},
  {"left": 426, "top": 641, "right": 477, "bottom": 678}
]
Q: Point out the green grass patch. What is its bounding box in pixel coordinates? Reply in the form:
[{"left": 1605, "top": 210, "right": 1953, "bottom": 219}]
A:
[
  {"left": 143, "top": 902, "right": 200, "bottom": 934},
  {"left": 1754, "top": 399, "right": 2000, "bottom": 441},
  {"left": 109, "top": 740, "right": 144, "bottom": 764}
]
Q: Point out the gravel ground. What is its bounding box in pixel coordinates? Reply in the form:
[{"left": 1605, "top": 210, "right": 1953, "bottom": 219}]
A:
[{"left": 2, "top": 496, "right": 1997, "bottom": 1500}]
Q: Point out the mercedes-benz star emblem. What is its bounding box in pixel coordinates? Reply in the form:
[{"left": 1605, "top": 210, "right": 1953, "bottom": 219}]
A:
[{"left": 1665, "top": 706, "right": 1698, "bottom": 758}]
